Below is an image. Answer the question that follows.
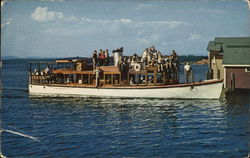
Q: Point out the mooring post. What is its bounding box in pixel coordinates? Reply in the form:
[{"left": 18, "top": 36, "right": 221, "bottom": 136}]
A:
[{"left": 230, "top": 72, "right": 235, "bottom": 95}]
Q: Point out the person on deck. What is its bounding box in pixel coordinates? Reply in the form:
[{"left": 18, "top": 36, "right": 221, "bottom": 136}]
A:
[
  {"left": 149, "top": 45, "right": 156, "bottom": 55},
  {"left": 99, "top": 49, "right": 105, "bottom": 66},
  {"left": 147, "top": 53, "right": 152, "bottom": 66},
  {"left": 92, "top": 50, "right": 98, "bottom": 70},
  {"left": 164, "top": 56, "right": 171, "bottom": 80},
  {"left": 34, "top": 69, "right": 39, "bottom": 75},
  {"left": 151, "top": 56, "right": 156, "bottom": 67},
  {"left": 132, "top": 53, "right": 138, "bottom": 62},
  {"left": 120, "top": 58, "right": 128, "bottom": 80},
  {"left": 171, "top": 50, "right": 177, "bottom": 59},
  {"left": 184, "top": 62, "right": 193, "bottom": 83},
  {"left": 104, "top": 49, "right": 109, "bottom": 66},
  {"left": 44, "top": 65, "right": 50, "bottom": 74},
  {"left": 171, "top": 50, "right": 179, "bottom": 72},
  {"left": 94, "top": 68, "right": 100, "bottom": 88},
  {"left": 141, "top": 48, "right": 148, "bottom": 63},
  {"left": 157, "top": 54, "right": 163, "bottom": 72}
]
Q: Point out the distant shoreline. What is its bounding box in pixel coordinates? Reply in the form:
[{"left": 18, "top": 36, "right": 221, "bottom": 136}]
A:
[{"left": 2, "top": 55, "right": 208, "bottom": 64}]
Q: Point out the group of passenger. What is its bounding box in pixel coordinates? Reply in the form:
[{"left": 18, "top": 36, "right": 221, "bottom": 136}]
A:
[
  {"left": 91, "top": 46, "right": 193, "bottom": 84},
  {"left": 92, "top": 49, "right": 110, "bottom": 69},
  {"left": 117, "top": 46, "right": 179, "bottom": 74},
  {"left": 33, "top": 65, "right": 51, "bottom": 75},
  {"left": 140, "top": 46, "right": 179, "bottom": 72}
]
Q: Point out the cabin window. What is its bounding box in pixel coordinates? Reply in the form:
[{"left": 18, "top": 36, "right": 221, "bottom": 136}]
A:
[
  {"left": 245, "top": 67, "right": 250, "bottom": 72},
  {"left": 54, "top": 74, "right": 63, "bottom": 84},
  {"left": 76, "top": 74, "right": 82, "bottom": 84},
  {"left": 82, "top": 74, "right": 89, "bottom": 84},
  {"left": 65, "top": 74, "right": 73, "bottom": 83},
  {"left": 105, "top": 74, "right": 112, "bottom": 84},
  {"left": 138, "top": 74, "right": 146, "bottom": 85},
  {"left": 129, "top": 74, "right": 146, "bottom": 85},
  {"left": 157, "top": 73, "right": 164, "bottom": 84},
  {"left": 147, "top": 73, "right": 154, "bottom": 85},
  {"left": 91, "top": 75, "right": 96, "bottom": 84},
  {"left": 113, "top": 74, "right": 120, "bottom": 85},
  {"left": 129, "top": 74, "right": 135, "bottom": 85}
]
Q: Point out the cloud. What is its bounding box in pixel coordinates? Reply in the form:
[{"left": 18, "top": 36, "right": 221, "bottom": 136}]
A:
[
  {"left": 41, "top": 15, "right": 188, "bottom": 48},
  {"left": 67, "top": 16, "right": 186, "bottom": 29},
  {"left": 136, "top": 33, "right": 160, "bottom": 45},
  {"left": 31, "top": 7, "right": 64, "bottom": 22},
  {"left": 189, "top": 33, "right": 203, "bottom": 40},
  {"left": 135, "top": 3, "right": 158, "bottom": 10},
  {"left": 193, "top": 8, "right": 227, "bottom": 14},
  {"left": 114, "top": 18, "right": 133, "bottom": 23},
  {"left": 241, "top": 0, "right": 250, "bottom": 10}
]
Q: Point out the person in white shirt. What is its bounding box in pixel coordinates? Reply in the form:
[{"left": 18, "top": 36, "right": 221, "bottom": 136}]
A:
[
  {"left": 141, "top": 48, "right": 148, "bottom": 63},
  {"left": 44, "top": 65, "right": 50, "bottom": 74},
  {"left": 184, "top": 62, "right": 192, "bottom": 83}
]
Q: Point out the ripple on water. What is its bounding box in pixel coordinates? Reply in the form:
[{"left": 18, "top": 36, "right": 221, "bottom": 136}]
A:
[{"left": 2, "top": 93, "right": 250, "bottom": 157}]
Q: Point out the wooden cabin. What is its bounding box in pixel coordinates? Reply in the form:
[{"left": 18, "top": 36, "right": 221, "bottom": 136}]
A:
[
  {"left": 29, "top": 57, "right": 179, "bottom": 88},
  {"left": 207, "top": 40, "right": 224, "bottom": 79},
  {"left": 207, "top": 37, "right": 250, "bottom": 90}
]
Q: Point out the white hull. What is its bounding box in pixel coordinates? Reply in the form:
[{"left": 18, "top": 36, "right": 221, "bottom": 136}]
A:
[{"left": 29, "top": 80, "right": 223, "bottom": 99}]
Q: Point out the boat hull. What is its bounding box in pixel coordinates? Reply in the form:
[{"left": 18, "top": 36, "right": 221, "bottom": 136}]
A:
[{"left": 29, "top": 80, "right": 223, "bottom": 99}]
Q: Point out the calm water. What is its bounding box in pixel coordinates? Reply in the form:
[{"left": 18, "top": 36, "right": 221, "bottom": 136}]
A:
[{"left": 1, "top": 59, "right": 250, "bottom": 157}]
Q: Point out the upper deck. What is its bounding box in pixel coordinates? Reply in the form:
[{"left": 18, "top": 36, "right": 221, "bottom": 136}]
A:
[{"left": 29, "top": 47, "right": 180, "bottom": 87}]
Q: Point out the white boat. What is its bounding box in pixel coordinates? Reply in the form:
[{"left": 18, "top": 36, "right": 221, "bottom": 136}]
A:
[
  {"left": 28, "top": 49, "right": 223, "bottom": 99},
  {"left": 29, "top": 79, "right": 223, "bottom": 99}
]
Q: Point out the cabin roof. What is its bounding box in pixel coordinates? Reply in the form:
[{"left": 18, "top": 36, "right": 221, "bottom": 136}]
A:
[
  {"left": 208, "top": 37, "right": 250, "bottom": 65},
  {"left": 215, "top": 37, "right": 250, "bottom": 45},
  {"left": 222, "top": 44, "right": 250, "bottom": 65},
  {"left": 207, "top": 41, "right": 222, "bottom": 51},
  {"left": 207, "top": 37, "right": 250, "bottom": 52}
]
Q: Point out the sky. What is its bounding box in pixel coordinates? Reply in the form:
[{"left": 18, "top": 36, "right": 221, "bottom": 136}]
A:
[{"left": 1, "top": 0, "right": 250, "bottom": 58}]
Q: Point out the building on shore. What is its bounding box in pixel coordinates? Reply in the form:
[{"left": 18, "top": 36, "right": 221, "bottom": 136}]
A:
[{"left": 207, "top": 37, "right": 250, "bottom": 90}]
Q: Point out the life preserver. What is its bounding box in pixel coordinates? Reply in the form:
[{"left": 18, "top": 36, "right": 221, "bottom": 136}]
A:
[{"left": 134, "top": 63, "right": 141, "bottom": 71}]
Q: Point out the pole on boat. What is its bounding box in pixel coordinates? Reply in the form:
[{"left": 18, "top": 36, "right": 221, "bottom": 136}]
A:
[
  {"left": 192, "top": 72, "right": 195, "bottom": 83},
  {"left": 30, "top": 63, "right": 32, "bottom": 84}
]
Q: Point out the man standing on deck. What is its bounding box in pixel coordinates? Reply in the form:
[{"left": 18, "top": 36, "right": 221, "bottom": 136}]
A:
[
  {"left": 99, "top": 49, "right": 105, "bottom": 66},
  {"left": 94, "top": 68, "right": 100, "bottom": 88},
  {"left": 92, "top": 50, "right": 98, "bottom": 70},
  {"left": 104, "top": 49, "right": 109, "bottom": 66},
  {"left": 184, "top": 62, "right": 193, "bottom": 83},
  {"left": 44, "top": 65, "right": 50, "bottom": 74}
]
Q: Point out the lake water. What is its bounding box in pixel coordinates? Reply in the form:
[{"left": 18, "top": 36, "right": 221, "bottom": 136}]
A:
[{"left": 1, "top": 59, "right": 250, "bottom": 157}]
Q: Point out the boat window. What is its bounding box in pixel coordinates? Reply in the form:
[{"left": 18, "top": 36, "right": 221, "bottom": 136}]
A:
[
  {"left": 147, "top": 71, "right": 154, "bottom": 85},
  {"left": 138, "top": 74, "right": 146, "bottom": 85},
  {"left": 113, "top": 74, "right": 120, "bottom": 85},
  {"left": 128, "top": 74, "right": 146, "bottom": 85},
  {"left": 104, "top": 74, "right": 112, "bottom": 84},
  {"left": 129, "top": 74, "right": 135, "bottom": 85},
  {"left": 157, "top": 73, "right": 164, "bottom": 84},
  {"left": 75, "top": 74, "right": 82, "bottom": 84},
  {"left": 91, "top": 74, "right": 95, "bottom": 84},
  {"left": 55, "top": 74, "right": 64, "bottom": 84},
  {"left": 82, "top": 74, "right": 89, "bottom": 84}
]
